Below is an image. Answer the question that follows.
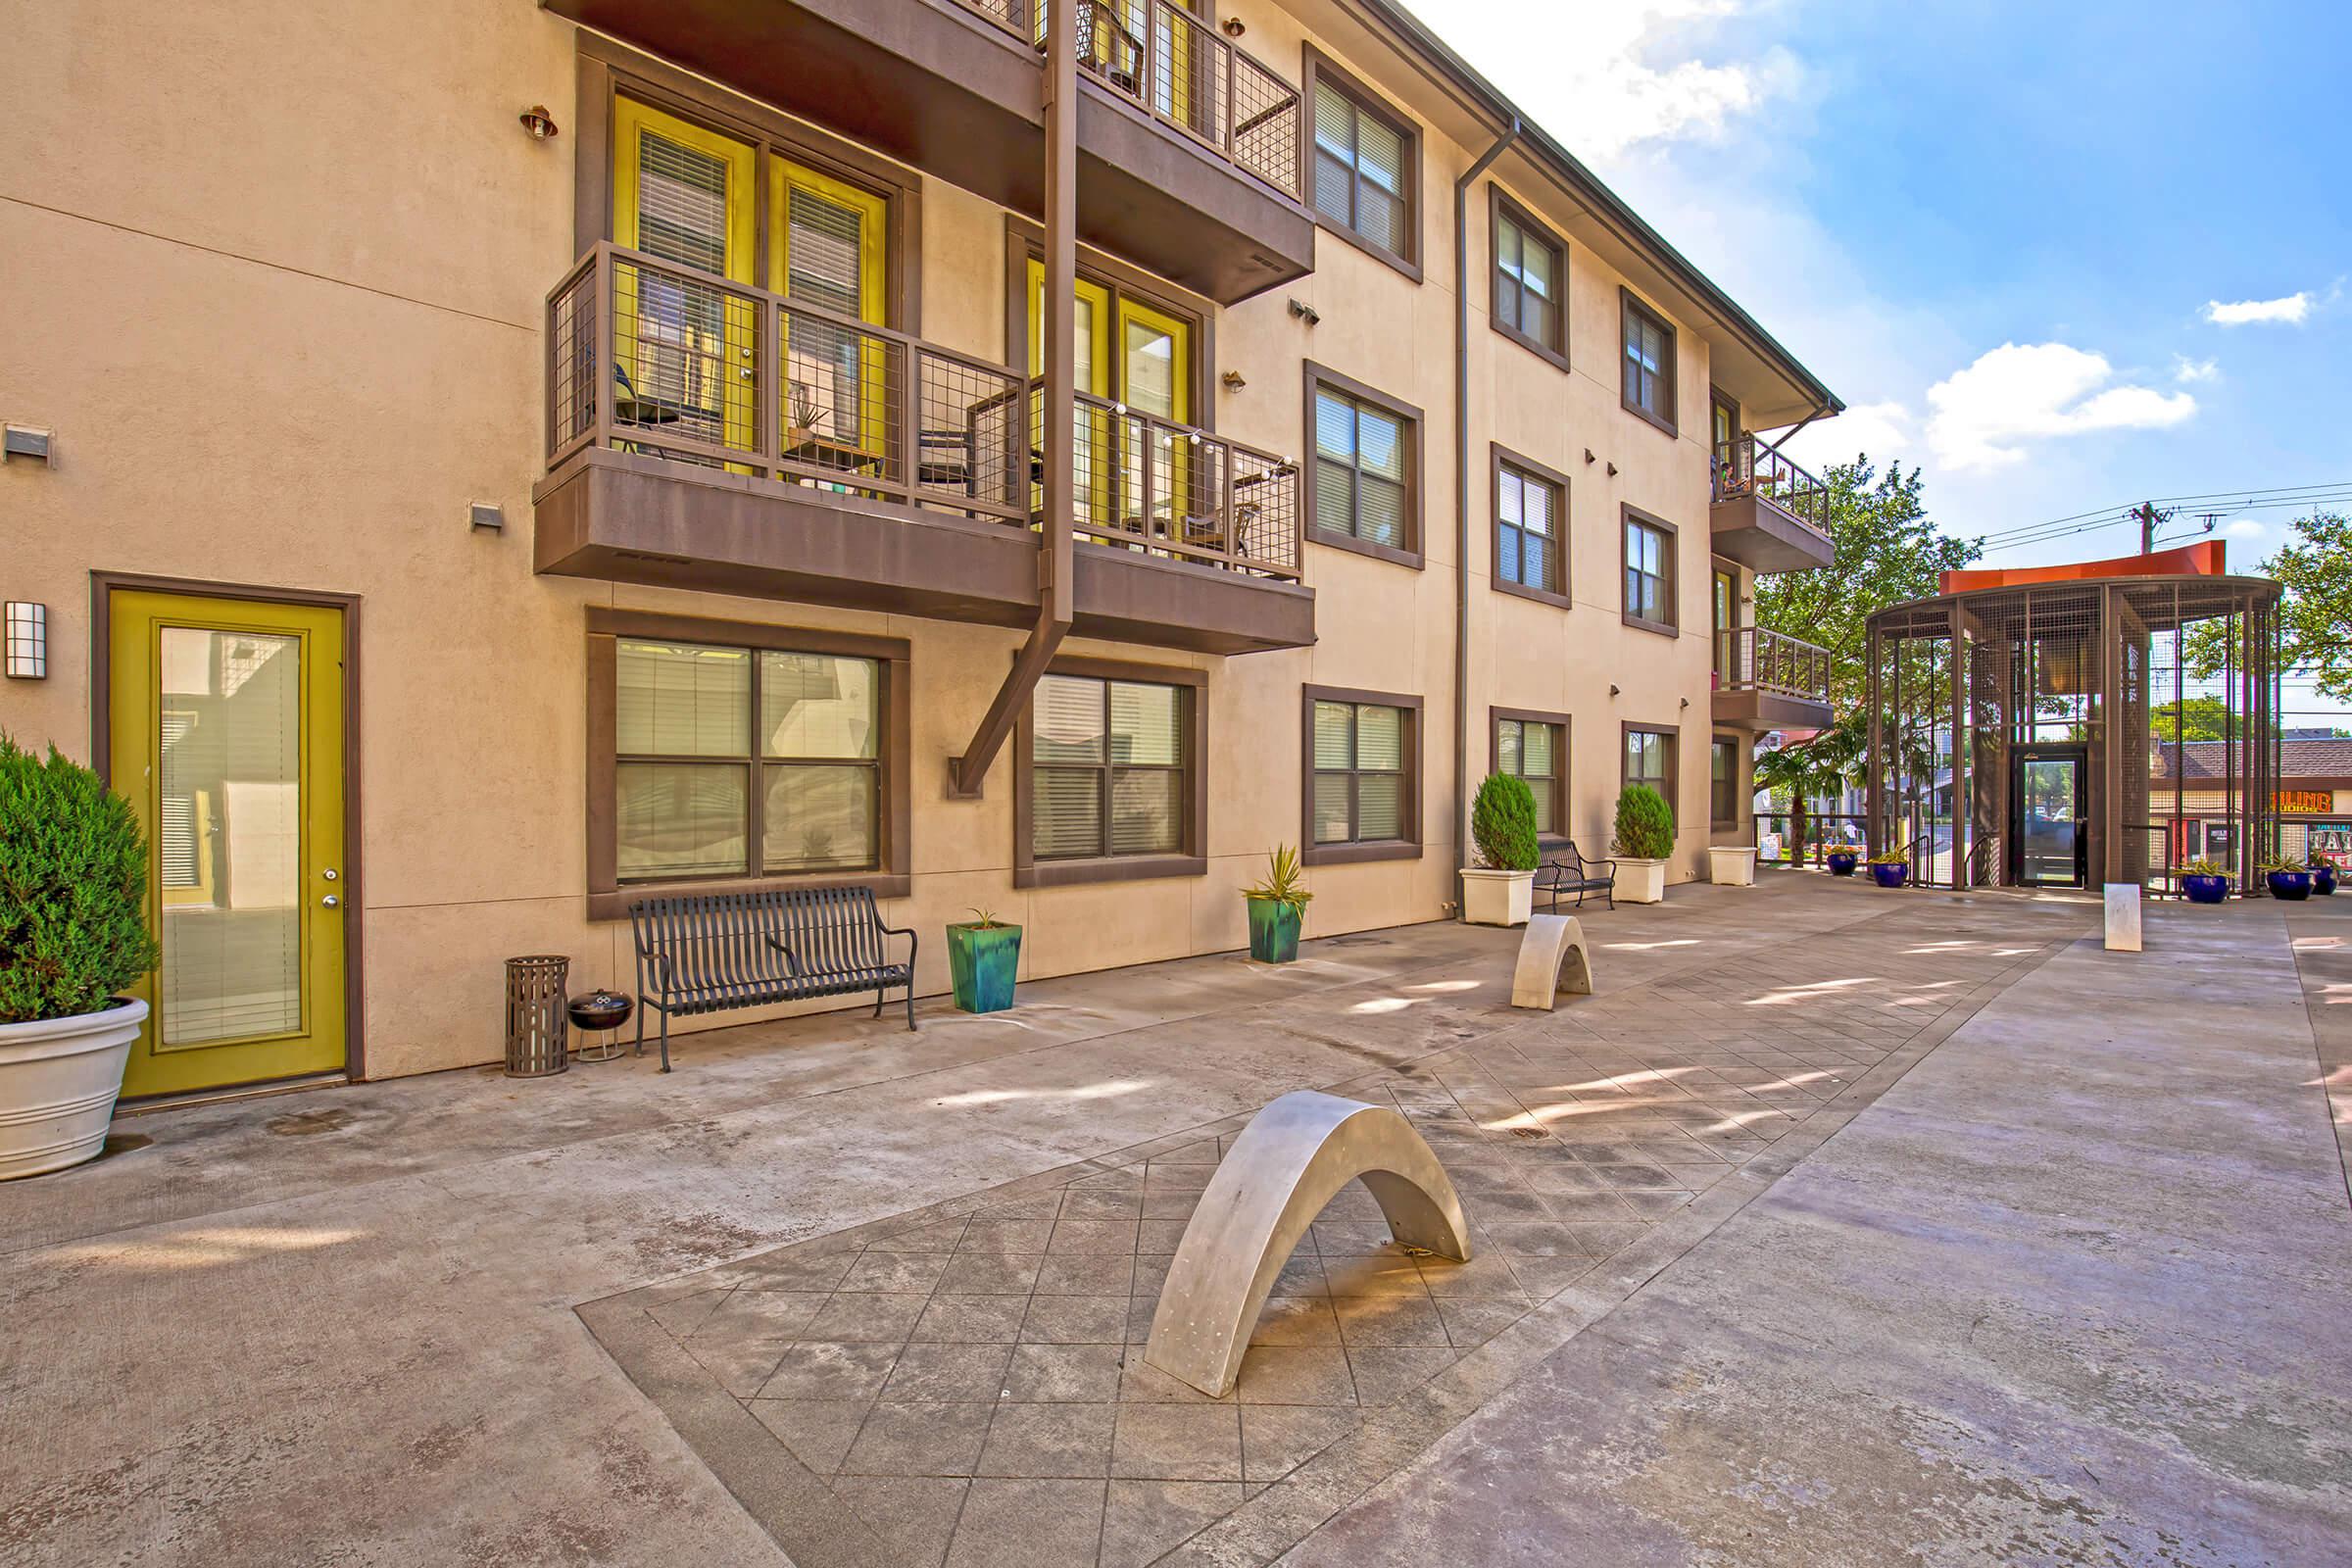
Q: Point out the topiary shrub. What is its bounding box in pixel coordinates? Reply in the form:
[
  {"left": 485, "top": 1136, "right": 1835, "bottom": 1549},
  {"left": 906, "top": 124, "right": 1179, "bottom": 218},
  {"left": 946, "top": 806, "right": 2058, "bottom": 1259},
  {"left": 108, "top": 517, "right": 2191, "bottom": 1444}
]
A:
[
  {"left": 1612, "top": 784, "right": 1676, "bottom": 861},
  {"left": 0, "top": 736, "right": 159, "bottom": 1024},
  {"left": 1470, "top": 772, "right": 1540, "bottom": 871}
]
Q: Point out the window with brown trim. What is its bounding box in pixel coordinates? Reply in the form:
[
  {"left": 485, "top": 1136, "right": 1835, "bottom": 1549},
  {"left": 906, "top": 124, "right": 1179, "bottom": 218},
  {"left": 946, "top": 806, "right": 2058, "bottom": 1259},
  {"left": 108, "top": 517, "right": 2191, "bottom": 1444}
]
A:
[
  {"left": 1492, "top": 192, "right": 1566, "bottom": 367},
  {"left": 1303, "top": 49, "right": 1420, "bottom": 277},
  {"left": 1624, "top": 725, "right": 1678, "bottom": 820},
  {"left": 1015, "top": 657, "right": 1207, "bottom": 888},
  {"left": 1712, "top": 735, "right": 1741, "bottom": 826},
  {"left": 1624, "top": 508, "right": 1678, "bottom": 633},
  {"left": 1305, "top": 364, "right": 1422, "bottom": 566},
  {"left": 1621, "top": 290, "right": 1677, "bottom": 433},
  {"left": 1303, "top": 686, "right": 1422, "bottom": 865},
  {"left": 1494, "top": 712, "right": 1568, "bottom": 839},
  {"left": 585, "top": 609, "right": 909, "bottom": 920},
  {"left": 1494, "top": 449, "right": 1567, "bottom": 603}
]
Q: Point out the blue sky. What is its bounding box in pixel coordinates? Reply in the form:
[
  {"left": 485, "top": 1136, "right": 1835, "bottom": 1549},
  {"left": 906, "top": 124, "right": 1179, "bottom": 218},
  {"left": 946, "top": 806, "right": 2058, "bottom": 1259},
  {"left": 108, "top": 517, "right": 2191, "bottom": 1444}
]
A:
[{"left": 1441, "top": 0, "right": 2348, "bottom": 719}]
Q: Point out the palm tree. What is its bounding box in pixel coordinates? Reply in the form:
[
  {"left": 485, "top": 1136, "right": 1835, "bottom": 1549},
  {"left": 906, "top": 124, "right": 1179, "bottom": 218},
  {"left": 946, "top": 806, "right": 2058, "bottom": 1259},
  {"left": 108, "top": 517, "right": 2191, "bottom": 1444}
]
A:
[{"left": 1754, "top": 715, "right": 1863, "bottom": 863}]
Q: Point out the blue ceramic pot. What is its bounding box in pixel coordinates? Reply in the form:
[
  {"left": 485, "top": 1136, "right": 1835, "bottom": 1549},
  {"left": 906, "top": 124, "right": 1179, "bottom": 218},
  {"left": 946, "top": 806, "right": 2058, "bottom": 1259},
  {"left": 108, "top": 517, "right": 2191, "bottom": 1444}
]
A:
[
  {"left": 948, "top": 922, "right": 1022, "bottom": 1012},
  {"left": 1826, "top": 851, "right": 1859, "bottom": 877},
  {"left": 2267, "top": 870, "right": 2312, "bottom": 902},
  {"left": 2181, "top": 873, "right": 2229, "bottom": 905},
  {"left": 1869, "top": 861, "right": 1909, "bottom": 889},
  {"left": 2312, "top": 865, "right": 2338, "bottom": 896},
  {"left": 1246, "top": 898, "right": 1302, "bottom": 962}
]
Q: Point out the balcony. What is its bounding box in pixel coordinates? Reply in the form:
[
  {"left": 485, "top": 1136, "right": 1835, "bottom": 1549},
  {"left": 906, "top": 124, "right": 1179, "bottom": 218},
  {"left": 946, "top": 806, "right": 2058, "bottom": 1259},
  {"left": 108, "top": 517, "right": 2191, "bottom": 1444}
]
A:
[
  {"left": 545, "top": 0, "right": 1314, "bottom": 304},
  {"left": 1710, "top": 434, "right": 1835, "bottom": 573},
  {"left": 531, "top": 245, "right": 1313, "bottom": 656},
  {"left": 1713, "top": 626, "right": 1833, "bottom": 730}
]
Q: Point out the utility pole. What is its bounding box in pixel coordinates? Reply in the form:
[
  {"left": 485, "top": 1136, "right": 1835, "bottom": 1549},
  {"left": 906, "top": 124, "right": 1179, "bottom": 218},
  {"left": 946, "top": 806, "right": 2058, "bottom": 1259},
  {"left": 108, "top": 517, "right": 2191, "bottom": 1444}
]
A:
[{"left": 2131, "top": 500, "right": 2176, "bottom": 554}]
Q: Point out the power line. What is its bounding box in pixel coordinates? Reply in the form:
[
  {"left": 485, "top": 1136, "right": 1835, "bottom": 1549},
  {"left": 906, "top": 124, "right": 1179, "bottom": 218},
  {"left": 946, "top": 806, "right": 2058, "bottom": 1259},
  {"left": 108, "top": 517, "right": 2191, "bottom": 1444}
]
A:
[{"left": 1975, "top": 480, "right": 2352, "bottom": 548}]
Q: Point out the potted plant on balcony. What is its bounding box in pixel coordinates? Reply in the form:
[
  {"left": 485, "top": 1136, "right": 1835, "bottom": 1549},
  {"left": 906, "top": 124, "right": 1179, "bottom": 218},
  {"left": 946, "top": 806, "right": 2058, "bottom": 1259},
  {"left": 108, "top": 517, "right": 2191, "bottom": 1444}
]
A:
[
  {"left": 1461, "top": 773, "right": 1540, "bottom": 926},
  {"left": 1240, "top": 845, "right": 1312, "bottom": 962},
  {"left": 2308, "top": 858, "right": 2338, "bottom": 896},
  {"left": 2260, "top": 858, "right": 2312, "bottom": 902},
  {"left": 1610, "top": 784, "right": 1675, "bottom": 905},
  {"left": 1825, "top": 847, "right": 1861, "bottom": 877},
  {"left": 1866, "top": 850, "right": 1910, "bottom": 889},
  {"left": 946, "top": 906, "right": 1022, "bottom": 1013},
  {"left": 0, "top": 737, "right": 160, "bottom": 1179},
  {"left": 2180, "top": 858, "right": 2230, "bottom": 905}
]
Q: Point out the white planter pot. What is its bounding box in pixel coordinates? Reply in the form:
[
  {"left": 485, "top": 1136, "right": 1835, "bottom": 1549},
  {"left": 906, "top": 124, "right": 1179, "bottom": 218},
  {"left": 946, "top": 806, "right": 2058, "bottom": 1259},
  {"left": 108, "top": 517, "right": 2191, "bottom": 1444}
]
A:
[
  {"left": 1707, "top": 846, "right": 1759, "bottom": 887},
  {"left": 0, "top": 998, "right": 146, "bottom": 1180},
  {"left": 1614, "top": 858, "right": 1668, "bottom": 905},
  {"left": 1460, "top": 867, "right": 1535, "bottom": 926}
]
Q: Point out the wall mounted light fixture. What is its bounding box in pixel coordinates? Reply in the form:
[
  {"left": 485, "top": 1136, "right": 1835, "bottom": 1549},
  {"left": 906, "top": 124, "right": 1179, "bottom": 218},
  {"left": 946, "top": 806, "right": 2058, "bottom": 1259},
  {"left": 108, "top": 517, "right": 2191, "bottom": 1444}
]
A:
[
  {"left": 1222, "top": 16, "right": 1246, "bottom": 35},
  {"left": 1220, "top": 369, "right": 1247, "bottom": 390},
  {"left": 519, "top": 105, "right": 560, "bottom": 140},
  {"left": 5, "top": 603, "right": 47, "bottom": 679},
  {"left": 1287, "top": 299, "right": 1320, "bottom": 326}
]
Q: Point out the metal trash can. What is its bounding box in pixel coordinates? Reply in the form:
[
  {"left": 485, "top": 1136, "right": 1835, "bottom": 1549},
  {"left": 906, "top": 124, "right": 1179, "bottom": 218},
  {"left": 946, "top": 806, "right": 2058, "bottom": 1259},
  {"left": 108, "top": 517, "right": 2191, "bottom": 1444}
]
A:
[{"left": 504, "top": 956, "right": 571, "bottom": 1077}]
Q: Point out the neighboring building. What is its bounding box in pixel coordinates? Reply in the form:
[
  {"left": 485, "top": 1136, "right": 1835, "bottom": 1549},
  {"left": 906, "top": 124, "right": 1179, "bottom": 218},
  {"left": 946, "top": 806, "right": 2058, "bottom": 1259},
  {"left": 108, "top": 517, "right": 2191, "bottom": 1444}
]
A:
[
  {"left": 1, "top": 0, "right": 1839, "bottom": 1092},
  {"left": 2152, "top": 738, "right": 2352, "bottom": 869}
]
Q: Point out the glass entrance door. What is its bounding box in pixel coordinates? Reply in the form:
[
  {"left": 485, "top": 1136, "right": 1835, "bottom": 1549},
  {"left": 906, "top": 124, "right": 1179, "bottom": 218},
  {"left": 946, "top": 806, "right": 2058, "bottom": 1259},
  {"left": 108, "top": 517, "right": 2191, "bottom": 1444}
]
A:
[
  {"left": 109, "top": 591, "right": 349, "bottom": 1097},
  {"left": 2013, "top": 748, "right": 2085, "bottom": 887}
]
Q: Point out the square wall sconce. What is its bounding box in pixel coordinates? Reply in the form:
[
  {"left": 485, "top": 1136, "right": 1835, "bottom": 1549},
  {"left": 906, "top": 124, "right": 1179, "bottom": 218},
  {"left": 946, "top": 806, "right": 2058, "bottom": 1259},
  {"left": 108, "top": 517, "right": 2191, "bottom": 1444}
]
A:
[{"left": 5, "top": 602, "right": 47, "bottom": 679}]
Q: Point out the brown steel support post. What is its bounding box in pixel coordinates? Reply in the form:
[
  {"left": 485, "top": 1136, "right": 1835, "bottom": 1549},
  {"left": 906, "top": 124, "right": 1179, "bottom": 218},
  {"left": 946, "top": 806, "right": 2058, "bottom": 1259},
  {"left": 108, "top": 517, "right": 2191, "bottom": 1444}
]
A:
[
  {"left": 2099, "top": 586, "right": 2120, "bottom": 886},
  {"left": 1949, "top": 603, "right": 1965, "bottom": 889},
  {"left": 1865, "top": 624, "right": 1883, "bottom": 857},
  {"left": 951, "top": 1, "right": 1078, "bottom": 799}
]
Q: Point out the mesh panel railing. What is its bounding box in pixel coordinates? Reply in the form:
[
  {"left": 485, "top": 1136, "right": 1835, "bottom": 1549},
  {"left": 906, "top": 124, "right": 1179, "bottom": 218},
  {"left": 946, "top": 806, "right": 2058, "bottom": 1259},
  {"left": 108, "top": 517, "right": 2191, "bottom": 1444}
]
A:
[
  {"left": 1002, "top": 0, "right": 1299, "bottom": 198},
  {"left": 1754, "top": 811, "right": 1866, "bottom": 866},
  {"left": 549, "top": 243, "right": 1030, "bottom": 523},
  {"left": 1025, "top": 382, "right": 1300, "bottom": 579},
  {"left": 1716, "top": 626, "right": 1831, "bottom": 701},
  {"left": 1711, "top": 432, "right": 1831, "bottom": 538}
]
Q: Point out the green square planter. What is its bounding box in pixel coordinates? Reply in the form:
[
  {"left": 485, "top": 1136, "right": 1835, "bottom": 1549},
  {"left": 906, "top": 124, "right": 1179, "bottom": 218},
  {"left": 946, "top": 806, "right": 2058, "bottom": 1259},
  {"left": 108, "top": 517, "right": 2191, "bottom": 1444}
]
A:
[
  {"left": 947, "top": 922, "right": 1022, "bottom": 1013},
  {"left": 1247, "top": 898, "right": 1301, "bottom": 963}
]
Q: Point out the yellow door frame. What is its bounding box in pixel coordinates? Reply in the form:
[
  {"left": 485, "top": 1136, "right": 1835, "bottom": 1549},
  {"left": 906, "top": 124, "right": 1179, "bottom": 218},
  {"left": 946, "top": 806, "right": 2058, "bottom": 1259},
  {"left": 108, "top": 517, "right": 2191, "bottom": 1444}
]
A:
[
  {"left": 612, "top": 97, "right": 760, "bottom": 462},
  {"left": 1114, "top": 294, "right": 1194, "bottom": 534},
  {"left": 773, "top": 158, "right": 890, "bottom": 473},
  {"left": 108, "top": 590, "right": 349, "bottom": 1098}
]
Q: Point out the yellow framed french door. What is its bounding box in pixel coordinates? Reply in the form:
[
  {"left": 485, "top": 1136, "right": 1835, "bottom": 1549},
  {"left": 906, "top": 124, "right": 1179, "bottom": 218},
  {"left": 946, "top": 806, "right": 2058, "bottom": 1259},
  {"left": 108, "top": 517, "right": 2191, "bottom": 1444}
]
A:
[
  {"left": 108, "top": 591, "right": 348, "bottom": 1098},
  {"left": 1028, "top": 261, "right": 1116, "bottom": 525},
  {"left": 773, "top": 158, "right": 890, "bottom": 480},
  {"left": 611, "top": 98, "right": 759, "bottom": 464},
  {"left": 1117, "top": 295, "right": 1194, "bottom": 536}
]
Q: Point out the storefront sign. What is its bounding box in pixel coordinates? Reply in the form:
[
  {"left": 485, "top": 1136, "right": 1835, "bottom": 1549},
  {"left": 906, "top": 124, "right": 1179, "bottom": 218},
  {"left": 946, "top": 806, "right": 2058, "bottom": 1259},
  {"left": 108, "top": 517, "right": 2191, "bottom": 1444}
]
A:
[{"left": 2278, "top": 790, "right": 2334, "bottom": 814}]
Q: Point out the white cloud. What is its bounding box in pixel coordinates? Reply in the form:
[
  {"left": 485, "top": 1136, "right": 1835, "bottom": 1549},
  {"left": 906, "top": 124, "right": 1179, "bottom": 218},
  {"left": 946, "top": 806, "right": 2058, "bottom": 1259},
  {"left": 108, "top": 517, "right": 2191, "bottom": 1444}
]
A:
[
  {"left": 1787, "top": 399, "right": 1913, "bottom": 467},
  {"left": 2173, "top": 355, "right": 2219, "bottom": 384},
  {"left": 1924, "top": 343, "right": 2197, "bottom": 471},
  {"left": 2202, "top": 292, "right": 2312, "bottom": 326},
  {"left": 2223, "top": 517, "right": 2265, "bottom": 538},
  {"left": 1443, "top": 1, "right": 1802, "bottom": 161}
]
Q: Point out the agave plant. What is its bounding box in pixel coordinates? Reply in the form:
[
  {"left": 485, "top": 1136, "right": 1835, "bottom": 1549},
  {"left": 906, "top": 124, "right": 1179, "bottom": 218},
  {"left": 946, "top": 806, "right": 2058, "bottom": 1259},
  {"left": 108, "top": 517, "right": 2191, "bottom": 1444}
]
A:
[{"left": 1241, "top": 844, "right": 1313, "bottom": 910}]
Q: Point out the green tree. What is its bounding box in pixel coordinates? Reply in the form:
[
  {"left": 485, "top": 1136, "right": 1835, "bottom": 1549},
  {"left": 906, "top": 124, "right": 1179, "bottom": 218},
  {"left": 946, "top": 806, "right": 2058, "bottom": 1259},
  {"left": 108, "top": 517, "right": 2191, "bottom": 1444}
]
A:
[
  {"left": 2150, "top": 695, "right": 2280, "bottom": 744},
  {"left": 2185, "top": 512, "right": 2352, "bottom": 701},
  {"left": 1753, "top": 457, "right": 1983, "bottom": 715}
]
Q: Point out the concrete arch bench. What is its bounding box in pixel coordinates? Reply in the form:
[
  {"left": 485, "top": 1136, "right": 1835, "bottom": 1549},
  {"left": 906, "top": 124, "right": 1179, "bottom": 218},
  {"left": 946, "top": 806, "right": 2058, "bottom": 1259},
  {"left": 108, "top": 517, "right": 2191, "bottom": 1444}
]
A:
[{"left": 1143, "top": 1091, "right": 1472, "bottom": 1397}]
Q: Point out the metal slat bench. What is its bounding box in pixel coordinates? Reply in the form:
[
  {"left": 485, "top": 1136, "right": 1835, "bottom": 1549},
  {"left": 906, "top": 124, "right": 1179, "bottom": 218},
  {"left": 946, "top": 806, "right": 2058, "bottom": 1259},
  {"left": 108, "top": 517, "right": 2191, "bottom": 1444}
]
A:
[
  {"left": 627, "top": 886, "right": 917, "bottom": 1072},
  {"left": 1534, "top": 841, "right": 1617, "bottom": 911}
]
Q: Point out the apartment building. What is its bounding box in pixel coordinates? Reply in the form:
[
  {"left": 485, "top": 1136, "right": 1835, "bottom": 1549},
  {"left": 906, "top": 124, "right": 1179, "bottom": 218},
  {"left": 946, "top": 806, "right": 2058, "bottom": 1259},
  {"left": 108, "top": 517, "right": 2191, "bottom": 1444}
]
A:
[{"left": 0, "top": 0, "right": 1840, "bottom": 1094}]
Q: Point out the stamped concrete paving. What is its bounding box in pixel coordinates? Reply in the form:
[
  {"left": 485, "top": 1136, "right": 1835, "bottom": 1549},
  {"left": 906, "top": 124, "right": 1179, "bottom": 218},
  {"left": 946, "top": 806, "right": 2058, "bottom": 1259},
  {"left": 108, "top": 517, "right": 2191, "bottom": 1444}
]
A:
[
  {"left": 1, "top": 878, "right": 2344, "bottom": 1566},
  {"left": 1288, "top": 892, "right": 2352, "bottom": 1568}
]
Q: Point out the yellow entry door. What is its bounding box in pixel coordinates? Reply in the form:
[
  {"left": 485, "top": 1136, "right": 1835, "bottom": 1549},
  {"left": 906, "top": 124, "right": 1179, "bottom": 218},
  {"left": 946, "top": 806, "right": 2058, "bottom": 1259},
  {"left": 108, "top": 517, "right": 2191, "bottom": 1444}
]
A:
[{"left": 109, "top": 591, "right": 348, "bottom": 1097}]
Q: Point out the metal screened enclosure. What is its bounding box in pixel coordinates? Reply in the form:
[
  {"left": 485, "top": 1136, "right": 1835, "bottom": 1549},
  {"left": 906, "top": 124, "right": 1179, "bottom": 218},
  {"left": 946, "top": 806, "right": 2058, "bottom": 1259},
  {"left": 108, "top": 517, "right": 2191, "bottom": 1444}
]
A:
[{"left": 1863, "top": 572, "right": 2282, "bottom": 894}]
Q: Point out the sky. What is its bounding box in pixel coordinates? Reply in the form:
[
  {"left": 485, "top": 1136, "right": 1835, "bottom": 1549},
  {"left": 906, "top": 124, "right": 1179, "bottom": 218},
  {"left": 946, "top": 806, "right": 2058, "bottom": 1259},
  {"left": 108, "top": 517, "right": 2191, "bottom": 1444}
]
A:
[{"left": 1433, "top": 0, "right": 2348, "bottom": 722}]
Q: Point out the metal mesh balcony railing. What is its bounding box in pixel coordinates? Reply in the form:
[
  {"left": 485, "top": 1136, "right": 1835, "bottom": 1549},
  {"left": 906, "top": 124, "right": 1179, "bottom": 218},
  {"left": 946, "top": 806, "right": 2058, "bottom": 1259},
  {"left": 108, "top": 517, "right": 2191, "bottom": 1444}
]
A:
[
  {"left": 547, "top": 244, "right": 1302, "bottom": 581},
  {"left": 1028, "top": 383, "right": 1300, "bottom": 579},
  {"left": 1711, "top": 432, "right": 1831, "bottom": 539},
  {"left": 951, "top": 0, "right": 1300, "bottom": 198},
  {"left": 1715, "top": 625, "right": 1832, "bottom": 703},
  {"left": 549, "top": 243, "right": 1031, "bottom": 523}
]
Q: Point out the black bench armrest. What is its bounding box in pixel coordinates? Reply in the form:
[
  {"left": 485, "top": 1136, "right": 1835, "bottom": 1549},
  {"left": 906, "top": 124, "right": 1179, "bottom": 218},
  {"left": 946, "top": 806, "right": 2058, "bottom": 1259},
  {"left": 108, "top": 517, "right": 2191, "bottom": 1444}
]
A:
[
  {"left": 880, "top": 923, "right": 919, "bottom": 972},
  {"left": 762, "top": 935, "right": 804, "bottom": 977}
]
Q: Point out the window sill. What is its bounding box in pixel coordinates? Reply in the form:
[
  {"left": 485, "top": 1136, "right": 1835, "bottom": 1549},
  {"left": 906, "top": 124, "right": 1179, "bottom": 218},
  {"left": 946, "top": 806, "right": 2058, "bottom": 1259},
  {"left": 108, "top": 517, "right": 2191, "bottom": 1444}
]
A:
[
  {"left": 1014, "top": 854, "right": 1207, "bottom": 890},
  {"left": 1494, "top": 577, "right": 1574, "bottom": 612},
  {"left": 1493, "top": 318, "right": 1571, "bottom": 375},
  {"left": 1621, "top": 396, "right": 1679, "bottom": 439},
  {"left": 1310, "top": 528, "right": 1425, "bottom": 571},
  {"left": 1314, "top": 216, "right": 1422, "bottom": 283},
  {"left": 590, "top": 870, "right": 911, "bottom": 923},
  {"left": 1301, "top": 839, "right": 1422, "bottom": 867},
  {"left": 1621, "top": 610, "right": 1680, "bottom": 639}
]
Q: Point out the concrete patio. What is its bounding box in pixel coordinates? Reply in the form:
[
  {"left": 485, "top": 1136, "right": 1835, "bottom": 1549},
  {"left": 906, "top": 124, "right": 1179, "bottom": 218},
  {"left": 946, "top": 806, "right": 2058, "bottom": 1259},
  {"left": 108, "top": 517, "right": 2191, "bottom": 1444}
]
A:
[{"left": 2, "top": 875, "right": 2347, "bottom": 1565}]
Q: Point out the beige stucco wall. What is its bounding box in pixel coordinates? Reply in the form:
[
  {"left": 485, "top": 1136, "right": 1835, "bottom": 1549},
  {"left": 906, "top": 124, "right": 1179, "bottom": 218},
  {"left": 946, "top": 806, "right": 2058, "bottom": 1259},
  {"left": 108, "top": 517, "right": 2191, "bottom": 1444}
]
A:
[{"left": 1, "top": 0, "right": 1787, "bottom": 1084}]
